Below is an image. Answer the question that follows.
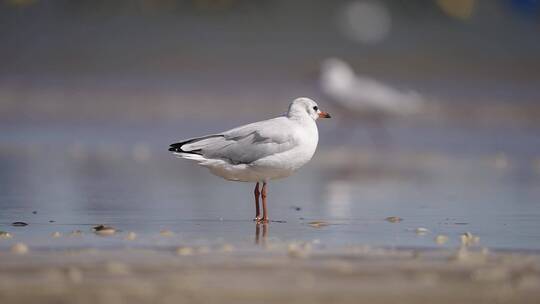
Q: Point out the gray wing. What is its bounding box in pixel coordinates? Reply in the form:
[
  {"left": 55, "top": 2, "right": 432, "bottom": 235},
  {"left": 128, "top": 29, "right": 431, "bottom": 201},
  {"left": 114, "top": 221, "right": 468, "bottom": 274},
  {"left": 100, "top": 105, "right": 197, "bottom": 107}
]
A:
[{"left": 173, "top": 117, "right": 296, "bottom": 164}]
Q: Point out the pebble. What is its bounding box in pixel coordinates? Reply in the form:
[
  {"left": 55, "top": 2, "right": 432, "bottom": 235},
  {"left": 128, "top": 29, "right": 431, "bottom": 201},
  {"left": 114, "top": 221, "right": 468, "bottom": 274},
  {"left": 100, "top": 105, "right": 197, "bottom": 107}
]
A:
[
  {"left": 51, "top": 231, "right": 62, "bottom": 238},
  {"left": 308, "top": 221, "right": 329, "bottom": 228},
  {"left": 385, "top": 216, "right": 402, "bottom": 223},
  {"left": 93, "top": 225, "right": 116, "bottom": 236},
  {"left": 434, "top": 235, "right": 449, "bottom": 245},
  {"left": 11, "top": 222, "right": 28, "bottom": 227},
  {"left": 176, "top": 246, "right": 194, "bottom": 256},
  {"left": 415, "top": 227, "right": 429, "bottom": 235},
  {"left": 32, "top": 211, "right": 37, "bottom": 214},
  {"left": 125, "top": 232, "right": 137, "bottom": 240},
  {"left": 11, "top": 242, "right": 29, "bottom": 254},
  {"left": 0, "top": 231, "right": 13, "bottom": 239},
  {"left": 159, "top": 230, "right": 174, "bottom": 237}
]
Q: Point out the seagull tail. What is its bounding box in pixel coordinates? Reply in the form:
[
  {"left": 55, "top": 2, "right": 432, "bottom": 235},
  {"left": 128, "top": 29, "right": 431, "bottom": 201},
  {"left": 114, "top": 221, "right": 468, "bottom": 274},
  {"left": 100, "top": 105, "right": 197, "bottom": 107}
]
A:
[{"left": 168, "top": 134, "right": 223, "bottom": 161}]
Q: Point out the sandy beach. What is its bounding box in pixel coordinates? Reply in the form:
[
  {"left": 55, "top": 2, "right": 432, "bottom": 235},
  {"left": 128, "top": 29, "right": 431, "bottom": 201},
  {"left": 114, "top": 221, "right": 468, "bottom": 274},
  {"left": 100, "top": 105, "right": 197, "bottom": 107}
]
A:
[{"left": 1, "top": 241, "right": 539, "bottom": 304}]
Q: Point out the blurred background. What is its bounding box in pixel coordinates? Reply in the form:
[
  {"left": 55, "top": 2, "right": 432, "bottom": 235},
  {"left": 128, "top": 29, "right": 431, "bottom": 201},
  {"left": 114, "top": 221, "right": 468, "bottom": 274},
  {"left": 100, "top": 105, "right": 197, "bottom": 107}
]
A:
[{"left": 1, "top": 0, "right": 539, "bottom": 250}]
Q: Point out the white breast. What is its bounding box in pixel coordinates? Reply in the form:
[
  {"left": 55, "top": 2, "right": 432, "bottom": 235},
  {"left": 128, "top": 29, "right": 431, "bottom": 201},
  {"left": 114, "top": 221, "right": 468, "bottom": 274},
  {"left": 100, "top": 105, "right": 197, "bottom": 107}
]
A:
[{"left": 251, "top": 118, "right": 318, "bottom": 175}]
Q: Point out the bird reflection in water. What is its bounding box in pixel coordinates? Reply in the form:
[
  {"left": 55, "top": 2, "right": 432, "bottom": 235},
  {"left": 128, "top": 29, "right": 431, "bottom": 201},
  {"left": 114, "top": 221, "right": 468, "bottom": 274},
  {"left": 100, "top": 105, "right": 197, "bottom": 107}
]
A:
[{"left": 255, "top": 223, "right": 268, "bottom": 247}]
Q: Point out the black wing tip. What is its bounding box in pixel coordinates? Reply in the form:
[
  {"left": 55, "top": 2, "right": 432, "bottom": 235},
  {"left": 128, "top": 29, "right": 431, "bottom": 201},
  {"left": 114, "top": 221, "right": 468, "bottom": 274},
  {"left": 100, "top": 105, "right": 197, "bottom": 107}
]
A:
[
  {"left": 169, "top": 142, "right": 182, "bottom": 152},
  {"left": 168, "top": 143, "right": 182, "bottom": 153},
  {"left": 168, "top": 142, "right": 202, "bottom": 155}
]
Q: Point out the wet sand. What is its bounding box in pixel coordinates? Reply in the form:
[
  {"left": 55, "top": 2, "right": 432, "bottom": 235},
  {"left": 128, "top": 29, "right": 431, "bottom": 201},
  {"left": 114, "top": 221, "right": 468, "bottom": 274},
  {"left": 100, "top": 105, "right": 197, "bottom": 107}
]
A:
[{"left": 1, "top": 241, "right": 539, "bottom": 304}]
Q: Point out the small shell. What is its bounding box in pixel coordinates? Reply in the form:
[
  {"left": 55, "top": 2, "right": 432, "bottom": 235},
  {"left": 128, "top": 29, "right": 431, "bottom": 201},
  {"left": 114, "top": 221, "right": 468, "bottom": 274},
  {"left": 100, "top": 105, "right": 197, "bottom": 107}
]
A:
[
  {"left": 159, "top": 230, "right": 174, "bottom": 237},
  {"left": 11, "top": 243, "right": 29, "bottom": 254},
  {"left": 93, "top": 225, "right": 116, "bottom": 236},
  {"left": 176, "top": 246, "right": 194, "bottom": 256},
  {"left": 308, "top": 221, "right": 329, "bottom": 228},
  {"left": 434, "top": 235, "right": 449, "bottom": 245},
  {"left": 385, "top": 216, "right": 402, "bottom": 223},
  {"left": 51, "top": 231, "right": 62, "bottom": 238},
  {"left": 0, "top": 231, "right": 13, "bottom": 239},
  {"left": 415, "top": 227, "right": 429, "bottom": 235}
]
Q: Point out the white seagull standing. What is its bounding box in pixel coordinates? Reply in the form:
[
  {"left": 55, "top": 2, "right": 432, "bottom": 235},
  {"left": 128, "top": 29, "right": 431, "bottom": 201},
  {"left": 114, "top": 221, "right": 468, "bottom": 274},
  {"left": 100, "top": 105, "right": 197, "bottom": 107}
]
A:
[{"left": 169, "top": 97, "right": 331, "bottom": 223}]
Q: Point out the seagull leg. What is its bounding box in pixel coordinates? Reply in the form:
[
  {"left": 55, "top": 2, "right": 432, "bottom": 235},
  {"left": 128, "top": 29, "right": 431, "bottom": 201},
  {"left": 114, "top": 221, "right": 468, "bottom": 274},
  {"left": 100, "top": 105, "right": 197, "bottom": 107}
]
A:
[
  {"left": 260, "top": 182, "right": 269, "bottom": 224},
  {"left": 253, "top": 182, "right": 261, "bottom": 221}
]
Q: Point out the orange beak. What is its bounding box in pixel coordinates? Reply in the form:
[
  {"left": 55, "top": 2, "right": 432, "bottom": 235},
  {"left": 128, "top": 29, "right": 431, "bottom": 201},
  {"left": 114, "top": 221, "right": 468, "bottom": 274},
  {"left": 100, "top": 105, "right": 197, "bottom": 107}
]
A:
[{"left": 318, "top": 111, "right": 331, "bottom": 118}]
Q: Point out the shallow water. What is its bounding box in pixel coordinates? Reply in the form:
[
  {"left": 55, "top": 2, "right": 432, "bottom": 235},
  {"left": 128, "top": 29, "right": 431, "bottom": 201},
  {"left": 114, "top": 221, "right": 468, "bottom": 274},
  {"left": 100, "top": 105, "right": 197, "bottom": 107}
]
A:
[{"left": 1, "top": 122, "right": 540, "bottom": 251}]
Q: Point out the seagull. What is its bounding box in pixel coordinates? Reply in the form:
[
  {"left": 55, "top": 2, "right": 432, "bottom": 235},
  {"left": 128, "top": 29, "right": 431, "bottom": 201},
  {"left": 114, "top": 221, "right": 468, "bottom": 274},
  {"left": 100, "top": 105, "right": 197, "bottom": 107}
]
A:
[
  {"left": 320, "top": 58, "right": 424, "bottom": 119},
  {"left": 169, "top": 97, "right": 331, "bottom": 223}
]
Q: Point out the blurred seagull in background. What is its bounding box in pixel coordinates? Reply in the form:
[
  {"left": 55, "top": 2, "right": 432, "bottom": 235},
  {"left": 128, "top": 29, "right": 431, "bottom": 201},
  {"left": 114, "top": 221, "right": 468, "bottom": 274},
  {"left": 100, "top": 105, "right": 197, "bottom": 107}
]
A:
[
  {"left": 320, "top": 57, "right": 424, "bottom": 121},
  {"left": 169, "top": 97, "right": 330, "bottom": 223},
  {"left": 320, "top": 58, "right": 425, "bottom": 146}
]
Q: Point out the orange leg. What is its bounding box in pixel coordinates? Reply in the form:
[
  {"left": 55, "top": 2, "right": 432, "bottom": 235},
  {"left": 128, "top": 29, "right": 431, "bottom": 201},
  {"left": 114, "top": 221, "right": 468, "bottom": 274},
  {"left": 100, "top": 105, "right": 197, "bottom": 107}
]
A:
[
  {"left": 253, "top": 182, "right": 261, "bottom": 221},
  {"left": 261, "top": 182, "right": 269, "bottom": 223}
]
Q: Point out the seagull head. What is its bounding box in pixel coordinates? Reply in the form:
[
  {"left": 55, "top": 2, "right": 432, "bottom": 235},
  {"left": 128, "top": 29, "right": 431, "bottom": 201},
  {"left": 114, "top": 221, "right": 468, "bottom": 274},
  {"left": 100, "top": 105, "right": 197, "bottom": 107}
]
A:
[
  {"left": 320, "top": 58, "right": 355, "bottom": 92},
  {"left": 321, "top": 58, "right": 355, "bottom": 80},
  {"left": 288, "top": 97, "right": 331, "bottom": 121}
]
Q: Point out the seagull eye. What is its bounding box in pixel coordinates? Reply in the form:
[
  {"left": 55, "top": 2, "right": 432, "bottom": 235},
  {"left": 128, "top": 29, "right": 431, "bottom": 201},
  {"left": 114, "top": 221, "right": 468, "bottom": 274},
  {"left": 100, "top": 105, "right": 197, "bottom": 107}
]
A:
[{"left": 313, "top": 106, "right": 318, "bottom": 111}]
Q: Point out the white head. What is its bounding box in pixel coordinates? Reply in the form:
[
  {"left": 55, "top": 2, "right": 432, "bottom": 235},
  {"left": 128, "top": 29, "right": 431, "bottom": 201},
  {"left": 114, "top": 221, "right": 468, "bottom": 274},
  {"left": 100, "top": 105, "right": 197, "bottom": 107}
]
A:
[
  {"left": 320, "top": 58, "right": 355, "bottom": 91},
  {"left": 287, "top": 97, "right": 331, "bottom": 121}
]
